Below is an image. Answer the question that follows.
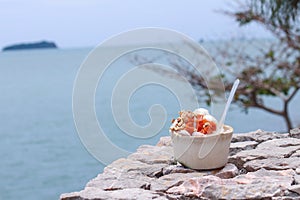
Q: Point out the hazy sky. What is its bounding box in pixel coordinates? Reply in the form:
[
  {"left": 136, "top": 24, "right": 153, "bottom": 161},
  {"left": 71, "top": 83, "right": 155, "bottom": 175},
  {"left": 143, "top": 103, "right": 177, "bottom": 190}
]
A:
[{"left": 0, "top": 0, "right": 272, "bottom": 48}]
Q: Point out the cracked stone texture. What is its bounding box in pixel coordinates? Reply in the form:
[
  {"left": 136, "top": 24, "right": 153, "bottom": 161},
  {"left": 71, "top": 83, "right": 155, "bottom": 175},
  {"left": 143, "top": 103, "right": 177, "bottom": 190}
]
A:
[
  {"left": 229, "top": 137, "right": 300, "bottom": 169},
  {"left": 167, "top": 169, "right": 295, "bottom": 199},
  {"left": 60, "top": 188, "right": 167, "bottom": 200},
  {"left": 214, "top": 163, "right": 239, "bottom": 179},
  {"left": 290, "top": 128, "right": 300, "bottom": 139},
  {"left": 60, "top": 128, "right": 300, "bottom": 200},
  {"left": 229, "top": 140, "right": 258, "bottom": 156}
]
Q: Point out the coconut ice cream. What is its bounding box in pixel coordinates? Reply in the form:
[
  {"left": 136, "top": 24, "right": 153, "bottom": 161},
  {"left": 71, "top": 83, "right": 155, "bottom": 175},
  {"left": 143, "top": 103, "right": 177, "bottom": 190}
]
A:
[
  {"left": 170, "top": 108, "right": 233, "bottom": 169},
  {"left": 170, "top": 108, "right": 218, "bottom": 136}
]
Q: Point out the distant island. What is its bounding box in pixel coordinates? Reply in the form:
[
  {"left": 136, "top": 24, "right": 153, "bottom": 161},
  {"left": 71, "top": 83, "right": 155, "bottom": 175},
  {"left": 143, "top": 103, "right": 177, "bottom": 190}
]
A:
[{"left": 2, "top": 41, "right": 58, "bottom": 51}]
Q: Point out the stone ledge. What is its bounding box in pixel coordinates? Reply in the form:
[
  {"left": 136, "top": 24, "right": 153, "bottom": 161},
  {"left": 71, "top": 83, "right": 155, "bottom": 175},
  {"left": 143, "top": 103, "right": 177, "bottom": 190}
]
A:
[{"left": 60, "top": 128, "right": 300, "bottom": 200}]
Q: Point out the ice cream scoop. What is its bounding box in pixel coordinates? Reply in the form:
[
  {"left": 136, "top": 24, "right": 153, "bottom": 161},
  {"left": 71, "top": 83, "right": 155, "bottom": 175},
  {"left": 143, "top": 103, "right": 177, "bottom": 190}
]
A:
[{"left": 170, "top": 108, "right": 217, "bottom": 135}]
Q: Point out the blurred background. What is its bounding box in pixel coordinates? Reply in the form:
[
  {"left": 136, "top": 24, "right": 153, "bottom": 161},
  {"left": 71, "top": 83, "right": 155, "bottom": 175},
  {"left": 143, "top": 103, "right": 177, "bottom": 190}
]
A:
[{"left": 1, "top": 0, "right": 299, "bottom": 199}]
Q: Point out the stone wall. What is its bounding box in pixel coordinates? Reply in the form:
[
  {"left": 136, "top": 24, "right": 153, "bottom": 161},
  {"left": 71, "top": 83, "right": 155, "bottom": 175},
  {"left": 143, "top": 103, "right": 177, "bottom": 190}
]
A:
[{"left": 60, "top": 128, "right": 300, "bottom": 199}]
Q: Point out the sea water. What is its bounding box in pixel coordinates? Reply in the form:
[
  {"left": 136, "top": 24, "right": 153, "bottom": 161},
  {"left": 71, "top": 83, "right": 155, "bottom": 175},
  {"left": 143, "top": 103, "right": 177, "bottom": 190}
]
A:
[{"left": 0, "top": 45, "right": 299, "bottom": 199}]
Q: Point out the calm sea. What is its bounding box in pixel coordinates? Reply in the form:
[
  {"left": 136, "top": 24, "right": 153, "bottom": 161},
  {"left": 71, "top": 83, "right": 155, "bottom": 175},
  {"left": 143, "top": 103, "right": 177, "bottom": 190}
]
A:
[{"left": 0, "top": 45, "right": 299, "bottom": 199}]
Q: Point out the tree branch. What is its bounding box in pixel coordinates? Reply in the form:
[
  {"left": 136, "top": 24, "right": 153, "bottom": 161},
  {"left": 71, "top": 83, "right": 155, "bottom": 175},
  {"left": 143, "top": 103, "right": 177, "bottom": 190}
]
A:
[
  {"left": 251, "top": 92, "right": 283, "bottom": 116},
  {"left": 286, "top": 87, "right": 299, "bottom": 102},
  {"left": 254, "top": 102, "right": 283, "bottom": 116}
]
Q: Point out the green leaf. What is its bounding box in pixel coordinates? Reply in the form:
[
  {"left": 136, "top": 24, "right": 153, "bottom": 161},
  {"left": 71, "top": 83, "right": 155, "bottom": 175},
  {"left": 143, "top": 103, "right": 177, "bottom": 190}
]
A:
[
  {"left": 226, "top": 61, "right": 232, "bottom": 66},
  {"left": 266, "top": 50, "right": 274, "bottom": 59}
]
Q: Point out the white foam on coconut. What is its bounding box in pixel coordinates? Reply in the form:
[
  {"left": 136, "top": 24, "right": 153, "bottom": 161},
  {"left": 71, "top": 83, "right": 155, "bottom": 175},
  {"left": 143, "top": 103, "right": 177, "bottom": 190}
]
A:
[
  {"left": 192, "top": 132, "right": 205, "bottom": 136},
  {"left": 178, "top": 130, "right": 190, "bottom": 136},
  {"left": 203, "top": 114, "right": 217, "bottom": 124},
  {"left": 193, "top": 108, "right": 209, "bottom": 116},
  {"left": 170, "top": 121, "right": 176, "bottom": 130}
]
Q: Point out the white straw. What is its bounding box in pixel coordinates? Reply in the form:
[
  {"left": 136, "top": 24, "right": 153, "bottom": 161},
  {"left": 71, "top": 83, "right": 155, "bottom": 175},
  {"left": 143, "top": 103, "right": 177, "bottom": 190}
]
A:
[{"left": 218, "top": 79, "right": 240, "bottom": 129}]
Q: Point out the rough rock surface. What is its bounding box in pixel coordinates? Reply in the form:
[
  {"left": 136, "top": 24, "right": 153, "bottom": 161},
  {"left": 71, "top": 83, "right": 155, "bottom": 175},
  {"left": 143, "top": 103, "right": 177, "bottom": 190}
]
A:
[{"left": 60, "top": 128, "right": 300, "bottom": 200}]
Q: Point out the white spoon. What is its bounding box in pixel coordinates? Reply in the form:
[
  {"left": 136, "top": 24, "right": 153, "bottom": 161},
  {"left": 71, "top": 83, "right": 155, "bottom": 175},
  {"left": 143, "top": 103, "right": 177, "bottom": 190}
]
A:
[
  {"left": 218, "top": 79, "right": 240, "bottom": 130},
  {"left": 198, "top": 79, "right": 240, "bottom": 160}
]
